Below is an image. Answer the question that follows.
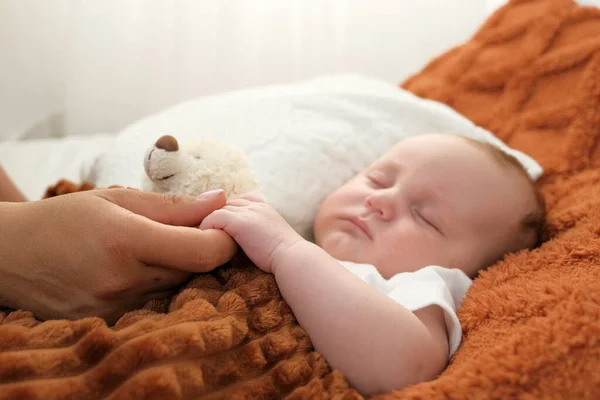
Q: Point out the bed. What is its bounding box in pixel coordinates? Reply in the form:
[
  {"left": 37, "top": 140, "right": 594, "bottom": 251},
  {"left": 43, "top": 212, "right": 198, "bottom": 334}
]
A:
[{"left": 0, "top": 0, "right": 599, "bottom": 398}]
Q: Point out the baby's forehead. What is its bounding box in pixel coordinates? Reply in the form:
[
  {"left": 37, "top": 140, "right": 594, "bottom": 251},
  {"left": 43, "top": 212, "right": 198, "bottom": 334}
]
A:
[
  {"left": 390, "top": 134, "right": 472, "bottom": 152},
  {"left": 377, "top": 135, "right": 482, "bottom": 168}
]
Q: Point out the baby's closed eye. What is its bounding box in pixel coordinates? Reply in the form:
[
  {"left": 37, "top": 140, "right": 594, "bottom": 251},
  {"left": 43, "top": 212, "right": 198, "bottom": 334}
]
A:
[
  {"left": 365, "top": 172, "right": 393, "bottom": 189},
  {"left": 413, "top": 207, "right": 444, "bottom": 235},
  {"left": 366, "top": 175, "right": 384, "bottom": 188}
]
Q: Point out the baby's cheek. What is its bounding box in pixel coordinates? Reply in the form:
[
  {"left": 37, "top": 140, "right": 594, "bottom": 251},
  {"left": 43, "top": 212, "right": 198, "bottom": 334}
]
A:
[{"left": 381, "top": 231, "right": 438, "bottom": 270}]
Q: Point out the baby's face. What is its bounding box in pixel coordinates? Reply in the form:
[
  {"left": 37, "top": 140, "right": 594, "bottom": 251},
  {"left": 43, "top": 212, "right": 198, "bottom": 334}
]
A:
[{"left": 314, "top": 134, "right": 536, "bottom": 278}]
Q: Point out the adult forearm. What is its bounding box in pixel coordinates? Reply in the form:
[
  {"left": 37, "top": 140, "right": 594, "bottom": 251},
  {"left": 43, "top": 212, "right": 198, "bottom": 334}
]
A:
[
  {"left": 272, "top": 241, "right": 444, "bottom": 395},
  {"left": 0, "top": 166, "right": 27, "bottom": 202},
  {"left": 0, "top": 201, "right": 29, "bottom": 309}
]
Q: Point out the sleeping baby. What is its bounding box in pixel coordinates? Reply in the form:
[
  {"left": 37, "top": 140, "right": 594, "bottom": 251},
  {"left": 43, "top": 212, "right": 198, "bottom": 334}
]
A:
[{"left": 199, "top": 133, "right": 546, "bottom": 395}]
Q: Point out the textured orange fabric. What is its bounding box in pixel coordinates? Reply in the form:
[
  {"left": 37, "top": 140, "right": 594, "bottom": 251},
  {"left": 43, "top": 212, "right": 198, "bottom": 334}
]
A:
[
  {"left": 398, "top": 0, "right": 600, "bottom": 398},
  {"left": 2, "top": 0, "right": 600, "bottom": 398}
]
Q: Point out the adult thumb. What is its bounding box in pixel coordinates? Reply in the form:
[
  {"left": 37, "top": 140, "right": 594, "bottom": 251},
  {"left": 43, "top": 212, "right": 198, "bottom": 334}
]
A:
[{"left": 98, "top": 188, "right": 227, "bottom": 227}]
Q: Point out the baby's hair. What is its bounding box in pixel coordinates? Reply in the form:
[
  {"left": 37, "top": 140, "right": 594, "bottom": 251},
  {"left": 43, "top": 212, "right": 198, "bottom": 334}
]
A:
[{"left": 458, "top": 136, "right": 547, "bottom": 250}]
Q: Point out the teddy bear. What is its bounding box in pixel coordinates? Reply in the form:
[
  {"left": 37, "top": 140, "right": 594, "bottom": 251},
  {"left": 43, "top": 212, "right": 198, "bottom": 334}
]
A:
[{"left": 142, "top": 134, "right": 258, "bottom": 198}]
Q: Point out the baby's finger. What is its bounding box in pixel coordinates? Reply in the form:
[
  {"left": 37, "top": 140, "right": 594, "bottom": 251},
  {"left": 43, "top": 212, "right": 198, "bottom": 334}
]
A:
[
  {"left": 228, "top": 191, "right": 265, "bottom": 203},
  {"left": 224, "top": 198, "right": 252, "bottom": 207},
  {"left": 199, "top": 208, "right": 231, "bottom": 230},
  {"left": 238, "top": 192, "right": 266, "bottom": 202}
]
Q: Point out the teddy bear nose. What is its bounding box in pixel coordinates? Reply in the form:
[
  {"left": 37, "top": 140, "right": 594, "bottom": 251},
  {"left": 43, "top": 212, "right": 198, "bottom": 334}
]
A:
[{"left": 155, "top": 135, "right": 179, "bottom": 152}]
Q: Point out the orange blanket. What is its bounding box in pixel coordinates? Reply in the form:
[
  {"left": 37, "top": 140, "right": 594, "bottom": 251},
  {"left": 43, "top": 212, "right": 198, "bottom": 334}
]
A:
[{"left": 2, "top": 0, "right": 599, "bottom": 398}]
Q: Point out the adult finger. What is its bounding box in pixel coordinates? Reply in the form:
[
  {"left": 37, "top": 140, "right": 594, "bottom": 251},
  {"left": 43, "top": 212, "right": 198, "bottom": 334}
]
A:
[
  {"left": 95, "top": 188, "right": 227, "bottom": 227},
  {"left": 131, "top": 221, "right": 238, "bottom": 272}
]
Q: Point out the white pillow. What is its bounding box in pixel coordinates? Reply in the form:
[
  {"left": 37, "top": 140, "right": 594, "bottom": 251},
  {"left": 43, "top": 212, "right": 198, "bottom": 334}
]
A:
[{"left": 90, "top": 75, "right": 543, "bottom": 240}]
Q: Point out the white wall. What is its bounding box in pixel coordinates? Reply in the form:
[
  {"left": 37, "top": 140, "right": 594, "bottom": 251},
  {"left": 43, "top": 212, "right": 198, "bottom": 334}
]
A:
[
  {"left": 0, "top": 0, "right": 493, "bottom": 139},
  {"left": 0, "top": 1, "right": 68, "bottom": 139}
]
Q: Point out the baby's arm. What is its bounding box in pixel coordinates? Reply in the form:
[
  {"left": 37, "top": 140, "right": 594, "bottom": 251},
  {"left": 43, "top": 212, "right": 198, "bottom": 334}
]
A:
[
  {"left": 200, "top": 195, "right": 448, "bottom": 395},
  {"left": 271, "top": 240, "right": 449, "bottom": 395}
]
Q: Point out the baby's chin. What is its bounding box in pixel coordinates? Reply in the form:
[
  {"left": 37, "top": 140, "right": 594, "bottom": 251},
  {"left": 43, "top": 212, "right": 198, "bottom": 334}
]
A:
[{"left": 318, "top": 231, "right": 368, "bottom": 263}]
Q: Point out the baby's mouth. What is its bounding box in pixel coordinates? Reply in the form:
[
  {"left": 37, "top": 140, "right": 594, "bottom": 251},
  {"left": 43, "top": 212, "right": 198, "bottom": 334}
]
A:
[{"left": 348, "top": 217, "right": 372, "bottom": 239}]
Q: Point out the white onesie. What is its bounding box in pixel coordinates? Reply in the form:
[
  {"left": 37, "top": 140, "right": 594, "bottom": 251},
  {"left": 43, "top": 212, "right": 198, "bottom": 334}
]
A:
[{"left": 338, "top": 261, "right": 472, "bottom": 357}]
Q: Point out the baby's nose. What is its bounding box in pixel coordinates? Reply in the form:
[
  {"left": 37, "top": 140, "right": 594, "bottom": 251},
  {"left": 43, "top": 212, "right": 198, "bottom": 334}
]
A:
[
  {"left": 155, "top": 135, "right": 179, "bottom": 152},
  {"left": 365, "top": 193, "right": 395, "bottom": 220}
]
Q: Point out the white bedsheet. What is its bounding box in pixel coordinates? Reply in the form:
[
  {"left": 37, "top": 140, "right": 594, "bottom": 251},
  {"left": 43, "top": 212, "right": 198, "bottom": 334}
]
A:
[{"left": 0, "top": 133, "right": 116, "bottom": 200}]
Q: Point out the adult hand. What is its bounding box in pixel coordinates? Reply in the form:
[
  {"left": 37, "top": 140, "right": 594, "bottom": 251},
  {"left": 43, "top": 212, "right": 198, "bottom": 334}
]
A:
[{"left": 0, "top": 188, "right": 237, "bottom": 324}]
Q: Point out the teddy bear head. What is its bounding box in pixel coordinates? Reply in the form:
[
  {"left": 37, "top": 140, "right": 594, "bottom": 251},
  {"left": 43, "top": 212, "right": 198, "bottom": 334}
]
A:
[{"left": 143, "top": 135, "right": 258, "bottom": 198}]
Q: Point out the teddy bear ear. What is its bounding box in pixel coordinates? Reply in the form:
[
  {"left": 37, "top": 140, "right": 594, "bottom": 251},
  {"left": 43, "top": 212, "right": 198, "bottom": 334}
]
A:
[{"left": 155, "top": 135, "right": 179, "bottom": 152}]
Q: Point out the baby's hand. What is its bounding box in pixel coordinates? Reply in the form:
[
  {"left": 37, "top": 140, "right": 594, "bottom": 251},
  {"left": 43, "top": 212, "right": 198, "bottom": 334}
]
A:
[{"left": 199, "top": 193, "right": 303, "bottom": 273}]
